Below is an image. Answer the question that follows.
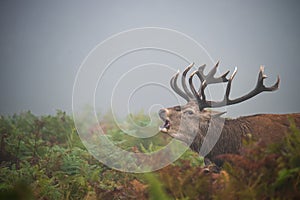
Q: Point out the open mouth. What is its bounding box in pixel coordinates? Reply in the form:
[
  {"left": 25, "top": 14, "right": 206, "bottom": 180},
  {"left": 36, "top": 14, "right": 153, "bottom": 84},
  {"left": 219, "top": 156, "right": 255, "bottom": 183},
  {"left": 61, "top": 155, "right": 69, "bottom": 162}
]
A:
[{"left": 159, "top": 119, "right": 170, "bottom": 133}]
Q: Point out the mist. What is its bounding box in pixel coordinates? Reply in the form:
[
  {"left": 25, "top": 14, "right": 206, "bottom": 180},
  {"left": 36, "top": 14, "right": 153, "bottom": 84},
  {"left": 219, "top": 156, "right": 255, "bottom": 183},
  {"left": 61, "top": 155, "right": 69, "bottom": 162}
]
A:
[{"left": 1, "top": 0, "right": 300, "bottom": 118}]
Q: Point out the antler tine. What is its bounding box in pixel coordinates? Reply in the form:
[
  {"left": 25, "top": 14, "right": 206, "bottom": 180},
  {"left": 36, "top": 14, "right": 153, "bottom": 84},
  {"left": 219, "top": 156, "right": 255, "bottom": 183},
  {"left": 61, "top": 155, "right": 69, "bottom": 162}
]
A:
[
  {"left": 200, "top": 80, "right": 207, "bottom": 101},
  {"left": 267, "top": 75, "right": 280, "bottom": 91},
  {"left": 208, "top": 66, "right": 280, "bottom": 108},
  {"left": 182, "top": 63, "right": 195, "bottom": 98},
  {"left": 196, "top": 64, "right": 206, "bottom": 82},
  {"left": 187, "top": 62, "right": 234, "bottom": 110},
  {"left": 255, "top": 66, "right": 280, "bottom": 92},
  {"left": 189, "top": 71, "right": 203, "bottom": 108},
  {"left": 207, "top": 61, "right": 219, "bottom": 80},
  {"left": 224, "top": 67, "right": 238, "bottom": 102},
  {"left": 196, "top": 61, "right": 230, "bottom": 85},
  {"left": 170, "top": 71, "right": 190, "bottom": 101}
]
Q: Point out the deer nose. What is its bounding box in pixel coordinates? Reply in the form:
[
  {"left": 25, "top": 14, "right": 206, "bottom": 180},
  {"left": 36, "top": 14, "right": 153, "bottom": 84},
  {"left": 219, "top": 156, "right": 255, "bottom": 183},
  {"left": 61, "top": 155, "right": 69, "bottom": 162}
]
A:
[{"left": 159, "top": 109, "right": 167, "bottom": 119}]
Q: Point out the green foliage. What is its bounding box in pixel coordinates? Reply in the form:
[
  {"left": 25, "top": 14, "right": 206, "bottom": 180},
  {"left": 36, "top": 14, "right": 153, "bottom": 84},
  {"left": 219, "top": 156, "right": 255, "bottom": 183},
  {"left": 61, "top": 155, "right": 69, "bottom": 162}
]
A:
[
  {"left": 0, "top": 111, "right": 299, "bottom": 199},
  {"left": 271, "top": 118, "right": 300, "bottom": 198},
  {"left": 214, "top": 118, "right": 300, "bottom": 199},
  {"left": 143, "top": 173, "right": 171, "bottom": 200},
  {"left": 0, "top": 111, "right": 97, "bottom": 199}
]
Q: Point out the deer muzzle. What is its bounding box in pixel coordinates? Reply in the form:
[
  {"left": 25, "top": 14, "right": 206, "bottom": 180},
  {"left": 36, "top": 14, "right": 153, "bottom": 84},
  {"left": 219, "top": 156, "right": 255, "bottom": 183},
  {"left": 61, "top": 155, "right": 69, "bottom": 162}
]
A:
[{"left": 158, "top": 109, "right": 170, "bottom": 133}]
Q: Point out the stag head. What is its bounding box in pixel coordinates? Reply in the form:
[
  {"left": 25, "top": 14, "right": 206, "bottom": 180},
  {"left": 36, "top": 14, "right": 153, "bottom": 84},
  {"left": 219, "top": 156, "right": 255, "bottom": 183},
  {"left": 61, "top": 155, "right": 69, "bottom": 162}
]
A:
[{"left": 159, "top": 62, "right": 280, "bottom": 145}]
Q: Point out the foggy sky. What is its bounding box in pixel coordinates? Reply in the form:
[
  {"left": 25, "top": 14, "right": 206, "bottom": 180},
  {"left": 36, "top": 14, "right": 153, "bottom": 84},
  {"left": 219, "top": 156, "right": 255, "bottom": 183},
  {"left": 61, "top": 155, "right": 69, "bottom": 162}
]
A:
[{"left": 0, "top": 0, "right": 300, "bottom": 117}]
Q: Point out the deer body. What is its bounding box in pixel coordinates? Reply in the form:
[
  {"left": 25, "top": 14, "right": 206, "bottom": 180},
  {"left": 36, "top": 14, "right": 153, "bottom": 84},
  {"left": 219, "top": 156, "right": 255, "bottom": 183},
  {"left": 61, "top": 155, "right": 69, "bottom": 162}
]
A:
[
  {"left": 159, "top": 62, "right": 300, "bottom": 165},
  {"left": 192, "top": 113, "right": 300, "bottom": 164}
]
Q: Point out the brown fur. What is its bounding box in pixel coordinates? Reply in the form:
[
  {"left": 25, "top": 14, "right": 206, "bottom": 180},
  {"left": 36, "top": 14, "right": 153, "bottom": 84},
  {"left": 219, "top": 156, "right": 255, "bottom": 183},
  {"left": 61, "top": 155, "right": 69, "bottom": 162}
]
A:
[
  {"left": 159, "top": 100, "right": 300, "bottom": 165},
  {"left": 205, "top": 113, "right": 300, "bottom": 164}
]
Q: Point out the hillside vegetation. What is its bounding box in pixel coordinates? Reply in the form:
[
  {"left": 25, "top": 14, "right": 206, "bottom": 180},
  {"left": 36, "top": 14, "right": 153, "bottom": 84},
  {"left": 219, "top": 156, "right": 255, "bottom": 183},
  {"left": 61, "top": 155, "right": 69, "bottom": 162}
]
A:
[{"left": 0, "top": 111, "right": 299, "bottom": 199}]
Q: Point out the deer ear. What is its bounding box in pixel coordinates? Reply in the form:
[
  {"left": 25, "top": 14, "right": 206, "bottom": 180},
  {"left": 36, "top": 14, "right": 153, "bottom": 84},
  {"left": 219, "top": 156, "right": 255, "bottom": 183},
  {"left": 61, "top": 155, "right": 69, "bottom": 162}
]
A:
[{"left": 211, "top": 111, "right": 226, "bottom": 118}]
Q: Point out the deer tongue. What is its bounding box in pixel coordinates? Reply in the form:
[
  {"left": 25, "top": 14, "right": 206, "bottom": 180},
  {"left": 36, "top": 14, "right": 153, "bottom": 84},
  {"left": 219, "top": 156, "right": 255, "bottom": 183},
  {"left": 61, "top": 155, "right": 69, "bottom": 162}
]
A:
[{"left": 159, "top": 120, "right": 170, "bottom": 133}]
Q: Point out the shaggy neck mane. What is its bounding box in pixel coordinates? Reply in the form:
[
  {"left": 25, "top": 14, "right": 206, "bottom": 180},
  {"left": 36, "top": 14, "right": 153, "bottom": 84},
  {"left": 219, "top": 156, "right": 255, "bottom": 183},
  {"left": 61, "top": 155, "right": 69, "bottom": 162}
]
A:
[{"left": 190, "top": 117, "right": 251, "bottom": 159}]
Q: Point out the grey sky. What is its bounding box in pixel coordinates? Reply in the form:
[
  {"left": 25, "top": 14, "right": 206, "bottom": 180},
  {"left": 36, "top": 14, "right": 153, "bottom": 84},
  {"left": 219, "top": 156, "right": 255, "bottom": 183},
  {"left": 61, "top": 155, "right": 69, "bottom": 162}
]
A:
[{"left": 0, "top": 0, "right": 300, "bottom": 117}]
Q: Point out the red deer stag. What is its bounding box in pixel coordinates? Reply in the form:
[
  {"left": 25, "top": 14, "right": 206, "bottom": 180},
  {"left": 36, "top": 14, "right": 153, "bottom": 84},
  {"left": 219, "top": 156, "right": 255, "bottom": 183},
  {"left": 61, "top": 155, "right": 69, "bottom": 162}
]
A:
[{"left": 159, "top": 62, "right": 300, "bottom": 166}]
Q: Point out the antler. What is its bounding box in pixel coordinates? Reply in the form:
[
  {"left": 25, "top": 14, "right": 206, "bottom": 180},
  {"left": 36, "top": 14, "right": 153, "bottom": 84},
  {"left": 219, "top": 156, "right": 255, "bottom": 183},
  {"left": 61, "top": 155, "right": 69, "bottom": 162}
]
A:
[
  {"left": 189, "top": 64, "right": 280, "bottom": 110},
  {"left": 171, "top": 62, "right": 280, "bottom": 111},
  {"left": 196, "top": 61, "right": 230, "bottom": 84},
  {"left": 170, "top": 62, "right": 229, "bottom": 102}
]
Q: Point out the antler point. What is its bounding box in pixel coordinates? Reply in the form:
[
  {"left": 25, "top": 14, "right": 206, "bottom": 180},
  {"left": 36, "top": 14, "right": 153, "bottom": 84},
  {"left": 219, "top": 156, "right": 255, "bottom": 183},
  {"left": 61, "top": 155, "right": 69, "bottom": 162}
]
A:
[
  {"left": 276, "top": 75, "right": 280, "bottom": 87},
  {"left": 260, "top": 65, "right": 265, "bottom": 72},
  {"left": 188, "top": 62, "right": 194, "bottom": 69},
  {"left": 230, "top": 67, "right": 238, "bottom": 80},
  {"left": 262, "top": 75, "right": 268, "bottom": 79},
  {"left": 190, "top": 70, "right": 197, "bottom": 77}
]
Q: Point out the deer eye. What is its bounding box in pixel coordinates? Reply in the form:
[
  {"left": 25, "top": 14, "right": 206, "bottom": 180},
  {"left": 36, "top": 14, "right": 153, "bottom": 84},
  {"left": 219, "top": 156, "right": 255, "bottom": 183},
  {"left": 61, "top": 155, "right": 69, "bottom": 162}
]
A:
[
  {"left": 174, "top": 106, "right": 181, "bottom": 111},
  {"left": 184, "top": 110, "right": 194, "bottom": 115}
]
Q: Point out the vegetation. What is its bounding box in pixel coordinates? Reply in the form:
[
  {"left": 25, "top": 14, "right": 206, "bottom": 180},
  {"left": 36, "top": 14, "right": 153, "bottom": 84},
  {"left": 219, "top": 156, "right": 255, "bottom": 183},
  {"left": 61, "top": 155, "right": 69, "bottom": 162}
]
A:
[{"left": 0, "top": 111, "right": 299, "bottom": 199}]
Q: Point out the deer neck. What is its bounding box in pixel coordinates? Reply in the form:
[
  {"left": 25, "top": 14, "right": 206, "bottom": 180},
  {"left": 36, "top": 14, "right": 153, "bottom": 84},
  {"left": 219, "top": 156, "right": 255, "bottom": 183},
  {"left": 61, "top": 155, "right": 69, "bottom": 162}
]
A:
[{"left": 191, "top": 118, "right": 250, "bottom": 159}]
